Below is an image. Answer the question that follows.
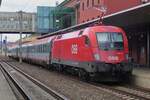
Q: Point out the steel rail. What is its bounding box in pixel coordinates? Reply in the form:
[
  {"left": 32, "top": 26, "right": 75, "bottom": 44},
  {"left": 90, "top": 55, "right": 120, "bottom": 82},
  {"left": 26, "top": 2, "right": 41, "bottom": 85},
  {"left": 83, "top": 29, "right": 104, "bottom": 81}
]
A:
[
  {"left": 0, "top": 63, "right": 30, "bottom": 100},
  {"left": 112, "top": 85, "right": 150, "bottom": 99},
  {"left": 3, "top": 61, "right": 68, "bottom": 100},
  {"left": 90, "top": 82, "right": 149, "bottom": 100}
]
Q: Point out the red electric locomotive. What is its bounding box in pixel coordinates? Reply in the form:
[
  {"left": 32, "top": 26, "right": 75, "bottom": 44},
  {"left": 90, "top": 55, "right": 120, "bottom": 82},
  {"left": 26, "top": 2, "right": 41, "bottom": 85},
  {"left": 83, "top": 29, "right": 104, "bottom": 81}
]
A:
[
  {"left": 51, "top": 25, "right": 132, "bottom": 81},
  {"left": 8, "top": 25, "right": 132, "bottom": 81}
]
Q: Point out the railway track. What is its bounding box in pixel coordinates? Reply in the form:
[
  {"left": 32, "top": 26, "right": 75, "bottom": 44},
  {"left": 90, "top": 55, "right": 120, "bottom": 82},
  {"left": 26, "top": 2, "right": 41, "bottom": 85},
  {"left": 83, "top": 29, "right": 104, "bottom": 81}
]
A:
[
  {"left": 0, "top": 62, "right": 29, "bottom": 100},
  {"left": 90, "top": 82, "right": 150, "bottom": 100},
  {"left": 0, "top": 59, "right": 68, "bottom": 100},
  {"left": 1, "top": 57, "right": 150, "bottom": 100},
  {"left": 112, "top": 85, "right": 150, "bottom": 100}
]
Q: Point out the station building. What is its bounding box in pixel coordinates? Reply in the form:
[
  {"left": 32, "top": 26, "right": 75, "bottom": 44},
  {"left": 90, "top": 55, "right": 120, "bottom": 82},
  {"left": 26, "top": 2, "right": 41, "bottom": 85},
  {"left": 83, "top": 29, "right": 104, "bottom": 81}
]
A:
[
  {"left": 60, "top": 0, "right": 150, "bottom": 66},
  {"left": 0, "top": 12, "right": 36, "bottom": 33}
]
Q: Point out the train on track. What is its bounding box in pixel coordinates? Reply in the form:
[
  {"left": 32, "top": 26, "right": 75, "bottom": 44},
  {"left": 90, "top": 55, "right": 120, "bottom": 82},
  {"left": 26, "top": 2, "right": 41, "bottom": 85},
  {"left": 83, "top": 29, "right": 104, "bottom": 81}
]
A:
[{"left": 8, "top": 25, "right": 132, "bottom": 81}]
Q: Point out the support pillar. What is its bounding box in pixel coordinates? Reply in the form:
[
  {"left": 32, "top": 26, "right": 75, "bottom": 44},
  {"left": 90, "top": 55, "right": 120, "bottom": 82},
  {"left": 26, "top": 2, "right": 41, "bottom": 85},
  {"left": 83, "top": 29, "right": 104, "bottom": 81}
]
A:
[
  {"left": 0, "top": 34, "right": 2, "bottom": 54},
  {"left": 18, "top": 11, "right": 23, "bottom": 64},
  {"left": 4, "top": 36, "right": 7, "bottom": 57},
  {"left": 147, "top": 31, "right": 150, "bottom": 67}
]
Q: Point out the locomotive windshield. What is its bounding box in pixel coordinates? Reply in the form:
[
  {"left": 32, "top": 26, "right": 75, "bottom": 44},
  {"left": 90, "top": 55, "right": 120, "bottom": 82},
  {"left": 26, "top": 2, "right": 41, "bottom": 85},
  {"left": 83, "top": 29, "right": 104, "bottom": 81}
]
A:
[{"left": 96, "top": 32, "right": 124, "bottom": 50}]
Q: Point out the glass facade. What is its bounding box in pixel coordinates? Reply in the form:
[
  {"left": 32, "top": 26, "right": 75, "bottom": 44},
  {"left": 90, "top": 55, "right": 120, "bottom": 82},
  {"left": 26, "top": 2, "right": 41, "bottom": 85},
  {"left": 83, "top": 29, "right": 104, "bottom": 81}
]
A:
[
  {"left": 37, "top": 6, "right": 75, "bottom": 34},
  {"left": 37, "top": 6, "right": 55, "bottom": 33}
]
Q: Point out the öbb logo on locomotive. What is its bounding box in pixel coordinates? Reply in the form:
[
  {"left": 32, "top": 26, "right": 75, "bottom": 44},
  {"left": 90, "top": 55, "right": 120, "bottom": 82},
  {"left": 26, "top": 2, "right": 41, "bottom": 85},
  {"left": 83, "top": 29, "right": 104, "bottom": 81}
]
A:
[{"left": 71, "top": 44, "right": 78, "bottom": 54}]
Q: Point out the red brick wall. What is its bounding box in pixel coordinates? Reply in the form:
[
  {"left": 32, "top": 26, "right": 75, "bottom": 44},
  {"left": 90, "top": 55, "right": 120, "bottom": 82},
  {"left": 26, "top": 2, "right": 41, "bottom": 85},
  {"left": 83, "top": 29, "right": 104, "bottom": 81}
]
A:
[
  {"left": 79, "top": 0, "right": 142, "bottom": 23},
  {"left": 64, "top": 0, "right": 79, "bottom": 7},
  {"left": 63, "top": 0, "right": 149, "bottom": 24}
]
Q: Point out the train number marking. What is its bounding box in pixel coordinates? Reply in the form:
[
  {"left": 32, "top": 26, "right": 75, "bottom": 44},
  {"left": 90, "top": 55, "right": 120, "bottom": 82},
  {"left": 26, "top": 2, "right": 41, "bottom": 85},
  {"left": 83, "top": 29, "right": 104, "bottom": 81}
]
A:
[
  {"left": 108, "top": 56, "right": 119, "bottom": 61},
  {"left": 71, "top": 44, "right": 78, "bottom": 54}
]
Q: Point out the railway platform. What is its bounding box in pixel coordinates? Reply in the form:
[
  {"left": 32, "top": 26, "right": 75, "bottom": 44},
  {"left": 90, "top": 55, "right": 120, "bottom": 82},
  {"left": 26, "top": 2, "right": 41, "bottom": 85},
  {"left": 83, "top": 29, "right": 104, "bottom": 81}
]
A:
[
  {"left": 132, "top": 67, "right": 150, "bottom": 89},
  {"left": 0, "top": 68, "right": 17, "bottom": 100}
]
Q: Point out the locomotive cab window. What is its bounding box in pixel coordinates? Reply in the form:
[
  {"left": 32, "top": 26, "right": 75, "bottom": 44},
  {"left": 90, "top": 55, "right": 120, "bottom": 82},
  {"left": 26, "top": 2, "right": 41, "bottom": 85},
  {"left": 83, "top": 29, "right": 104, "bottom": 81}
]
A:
[
  {"left": 96, "top": 32, "right": 124, "bottom": 50},
  {"left": 84, "top": 36, "right": 90, "bottom": 46}
]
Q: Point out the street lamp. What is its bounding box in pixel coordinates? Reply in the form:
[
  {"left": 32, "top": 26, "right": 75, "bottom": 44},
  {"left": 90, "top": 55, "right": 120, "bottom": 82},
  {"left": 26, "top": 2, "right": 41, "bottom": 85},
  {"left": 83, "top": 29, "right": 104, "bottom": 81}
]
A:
[{"left": 0, "top": 34, "right": 2, "bottom": 54}]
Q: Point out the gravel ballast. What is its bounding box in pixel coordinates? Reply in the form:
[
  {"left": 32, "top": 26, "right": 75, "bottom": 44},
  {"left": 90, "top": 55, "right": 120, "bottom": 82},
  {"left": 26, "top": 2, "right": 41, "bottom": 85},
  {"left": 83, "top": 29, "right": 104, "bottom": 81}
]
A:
[{"left": 8, "top": 60, "right": 123, "bottom": 100}]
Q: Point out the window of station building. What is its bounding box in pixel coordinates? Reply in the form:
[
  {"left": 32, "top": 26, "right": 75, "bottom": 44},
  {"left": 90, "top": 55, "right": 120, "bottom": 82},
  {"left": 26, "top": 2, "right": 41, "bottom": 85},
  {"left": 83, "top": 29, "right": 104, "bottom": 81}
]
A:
[
  {"left": 92, "top": 0, "right": 94, "bottom": 6},
  {"left": 87, "top": 0, "right": 89, "bottom": 7},
  {"left": 3, "top": 25, "right": 5, "bottom": 28},
  {"left": 11, "top": 25, "right": 14, "bottom": 29},
  {"left": 82, "top": 2, "right": 85, "bottom": 11},
  {"left": 98, "top": 0, "right": 102, "bottom": 4}
]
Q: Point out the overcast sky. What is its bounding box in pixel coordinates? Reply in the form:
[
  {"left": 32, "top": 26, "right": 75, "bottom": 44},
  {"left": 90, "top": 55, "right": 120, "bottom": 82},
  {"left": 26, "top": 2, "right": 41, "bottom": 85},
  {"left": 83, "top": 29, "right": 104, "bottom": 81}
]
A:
[{"left": 0, "top": 0, "right": 64, "bottom": 42}]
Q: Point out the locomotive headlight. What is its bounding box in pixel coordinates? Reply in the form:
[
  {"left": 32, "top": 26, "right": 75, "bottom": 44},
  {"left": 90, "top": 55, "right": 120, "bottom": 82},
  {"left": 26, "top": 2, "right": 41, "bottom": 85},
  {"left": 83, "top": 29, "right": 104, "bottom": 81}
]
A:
[
  {"left": 94, "top": 54, "right": 100, "bottom": 60},
  {"left": 125, "top": 54, "right": 129, "bottom": 60}
]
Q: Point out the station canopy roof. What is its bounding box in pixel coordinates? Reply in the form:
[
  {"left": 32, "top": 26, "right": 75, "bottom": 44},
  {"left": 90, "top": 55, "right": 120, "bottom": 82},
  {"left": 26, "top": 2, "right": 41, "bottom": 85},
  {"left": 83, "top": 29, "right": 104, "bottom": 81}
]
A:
[{"left": 103, "top": 2, "right": 150, "bottom": 27}]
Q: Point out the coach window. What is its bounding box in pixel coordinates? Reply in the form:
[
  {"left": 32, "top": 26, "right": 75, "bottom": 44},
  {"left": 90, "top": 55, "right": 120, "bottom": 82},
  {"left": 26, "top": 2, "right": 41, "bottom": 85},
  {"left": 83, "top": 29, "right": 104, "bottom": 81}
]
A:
[
  {"left": 47, "top": 44, "right": 49, "bottom": 52},
  {"left": 42, "top": 45, "right": 43, "bottom": 52},
  {"left": 32, "top": 46, "right": 34, "bottom": 53},
  {"left": 46, "top": 44, "right": 48, "bottom": 52},
  {"left": 42, "top": 44, "right": 44, "bottom": 52},
  {"left": 38, "top": 45, "right": 40, "bottom": 53},
  {"left": 42, "top": 45, "right": 44, "bottom": 53},
  {"left": 40, "top": 45, "right": 41, "bottom": 53},
  {"left": 39, "top": 45, "right": 40, "bottom": 53},
  {"left": 47, "top": 44, "right": 50, "bottom": 52},
  {"left": 35, "top": 46, "right": 37, "bottom": 53},
  {"left": 37, "top": 46, "right": 39, "bottom": 53},
  {"left": 45, "top": 44, "right": 47, "bottom": 52},
  {"left": 30, "top": 46, "right": 32, "bottom": 53},
  {"left": 33, "top": 46, "right": 34, "bottom": 53},
  {"left": 43, "top": 44, "right": 45, "bottom": 52},
  {"left": 44, "top": 44, "right": 46, "bottom": 52},
  {"left": 41, "top": 45, "right": 43, "bottom": 53}
]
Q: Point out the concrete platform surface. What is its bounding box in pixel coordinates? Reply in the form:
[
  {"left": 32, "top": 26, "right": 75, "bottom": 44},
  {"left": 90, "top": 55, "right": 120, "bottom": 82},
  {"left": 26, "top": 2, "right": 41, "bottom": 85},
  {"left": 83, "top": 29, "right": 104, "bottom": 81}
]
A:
[
  {"left": 132, "top": 67, "right": 150, "bottom": 89},
  {"left": 0, "top": 69, "right": 17, "bottom": 100}
]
